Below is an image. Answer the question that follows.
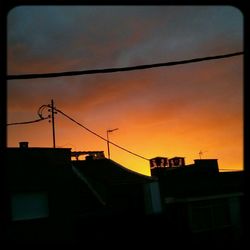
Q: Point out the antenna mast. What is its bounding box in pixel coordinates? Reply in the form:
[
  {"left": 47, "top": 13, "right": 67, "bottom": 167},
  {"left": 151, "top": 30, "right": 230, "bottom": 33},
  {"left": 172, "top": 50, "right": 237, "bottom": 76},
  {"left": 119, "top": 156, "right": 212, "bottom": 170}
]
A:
[
  {"left": 50, "top": 99, "right": 56, "bottom": 148},
  {"left": 199, "top": 150, "right": 207, "bottom": 159}
]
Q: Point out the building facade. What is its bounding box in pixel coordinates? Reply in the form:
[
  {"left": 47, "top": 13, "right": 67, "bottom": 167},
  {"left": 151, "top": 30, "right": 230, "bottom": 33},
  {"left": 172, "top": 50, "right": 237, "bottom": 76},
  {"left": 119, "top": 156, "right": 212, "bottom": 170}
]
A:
[{"left": 5, "top": 145, "right": 244, "bottom": 246}]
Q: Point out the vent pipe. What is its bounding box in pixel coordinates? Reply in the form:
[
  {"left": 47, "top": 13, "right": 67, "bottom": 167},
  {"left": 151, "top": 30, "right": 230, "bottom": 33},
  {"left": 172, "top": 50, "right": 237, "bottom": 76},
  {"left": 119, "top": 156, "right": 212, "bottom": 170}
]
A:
[{"left": 19, "top": 141, "right": 29, "bottom": 148}]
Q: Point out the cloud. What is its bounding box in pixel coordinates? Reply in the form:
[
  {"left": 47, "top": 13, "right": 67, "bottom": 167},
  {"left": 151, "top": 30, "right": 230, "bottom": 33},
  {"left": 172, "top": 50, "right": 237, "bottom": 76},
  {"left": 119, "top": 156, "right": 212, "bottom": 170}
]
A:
[{"left": 8, "top": 6, "right": 243, "bottom": 75}]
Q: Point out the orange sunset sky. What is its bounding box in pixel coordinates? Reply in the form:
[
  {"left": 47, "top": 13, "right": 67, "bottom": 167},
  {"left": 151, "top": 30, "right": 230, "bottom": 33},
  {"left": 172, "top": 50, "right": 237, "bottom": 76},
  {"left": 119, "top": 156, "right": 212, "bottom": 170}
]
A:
[{"left": 7, "top": 6, "right": 243, "bottom": 176}]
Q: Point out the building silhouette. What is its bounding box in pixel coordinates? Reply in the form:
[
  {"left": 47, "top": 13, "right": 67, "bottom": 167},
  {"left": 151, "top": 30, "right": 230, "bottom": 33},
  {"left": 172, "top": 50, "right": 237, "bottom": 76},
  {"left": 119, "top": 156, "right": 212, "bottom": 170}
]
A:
[{"left": 5, "top": 142, "right": 244, "bottom": 247}]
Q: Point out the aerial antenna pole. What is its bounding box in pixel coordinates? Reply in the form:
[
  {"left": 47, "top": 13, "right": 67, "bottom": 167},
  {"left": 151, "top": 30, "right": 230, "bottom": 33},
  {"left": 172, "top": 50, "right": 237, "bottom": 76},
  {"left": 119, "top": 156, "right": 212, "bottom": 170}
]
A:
[
  {"left": 106, "top": 128, "right": 119, "bottom": 159},
  {"left": 199, "top": 150, "right": 207, "bottom": 159},
  {"left": 49, "top": 99, "right": 56, "bottom": 148}
]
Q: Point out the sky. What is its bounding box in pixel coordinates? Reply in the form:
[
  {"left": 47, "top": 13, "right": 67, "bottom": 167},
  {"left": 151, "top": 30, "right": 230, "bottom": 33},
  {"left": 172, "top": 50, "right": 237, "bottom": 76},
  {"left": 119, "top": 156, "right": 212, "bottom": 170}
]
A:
[{"left": 7, "top": 5, "right": 243, "bottom": 176}]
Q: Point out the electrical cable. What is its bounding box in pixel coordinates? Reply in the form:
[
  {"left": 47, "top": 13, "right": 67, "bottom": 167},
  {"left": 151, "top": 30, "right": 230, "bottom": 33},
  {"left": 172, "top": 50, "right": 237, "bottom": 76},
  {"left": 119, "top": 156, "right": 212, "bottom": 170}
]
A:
[
  {"left": 7, "top": 104, "right": 50, "bottom": 126},
  {"left": 8, "top": 103, "right": 149, "bottom": 161},
  {"left": 8, "top": 103, "right": 243, "bottom": 165},
  {"left": 7, "top": 51, "right": 243, "bottom": 80},
  {"left": 54, "top": 107, "right": 150, "bottom": 161},
  {"left": 7, "top": 117, "right": 49, "bottom": 126},
  {"left": 8, "top": 104, "right": 243, "bottom": 167}
]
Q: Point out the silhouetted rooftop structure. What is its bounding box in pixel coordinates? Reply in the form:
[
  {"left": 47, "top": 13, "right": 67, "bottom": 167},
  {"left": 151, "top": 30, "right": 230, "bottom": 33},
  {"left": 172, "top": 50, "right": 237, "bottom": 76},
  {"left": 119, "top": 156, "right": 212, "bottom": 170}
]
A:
[{"left": 5, "top": 144, "right": 244, "bottom": 246}]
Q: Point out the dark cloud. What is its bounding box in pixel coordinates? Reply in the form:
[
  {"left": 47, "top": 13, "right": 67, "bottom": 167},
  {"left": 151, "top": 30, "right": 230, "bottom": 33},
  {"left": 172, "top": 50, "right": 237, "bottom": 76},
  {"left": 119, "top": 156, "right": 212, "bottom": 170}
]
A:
[{"left": 8, "top": 6, "right": 243, "bottom": 73}]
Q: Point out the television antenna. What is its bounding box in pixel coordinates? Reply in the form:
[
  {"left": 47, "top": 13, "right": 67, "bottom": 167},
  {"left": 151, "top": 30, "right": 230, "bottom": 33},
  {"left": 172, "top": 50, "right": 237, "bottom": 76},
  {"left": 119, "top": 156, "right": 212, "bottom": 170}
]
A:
[
  {"left": 106, "top": 128, "right": 119, "bottom": 159},
  {"left": 199, "top": 150, "right": 208, "bottom": 159}
]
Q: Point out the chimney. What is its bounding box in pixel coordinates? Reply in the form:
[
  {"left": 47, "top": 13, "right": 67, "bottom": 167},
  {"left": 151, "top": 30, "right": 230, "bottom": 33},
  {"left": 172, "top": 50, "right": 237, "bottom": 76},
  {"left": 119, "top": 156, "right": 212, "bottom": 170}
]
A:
[
  {"left": 19, "top": 141, "right": 29, "bottom": 148},
  {"left": 150, "top": 156, "right": 186, "bottom": 177}
]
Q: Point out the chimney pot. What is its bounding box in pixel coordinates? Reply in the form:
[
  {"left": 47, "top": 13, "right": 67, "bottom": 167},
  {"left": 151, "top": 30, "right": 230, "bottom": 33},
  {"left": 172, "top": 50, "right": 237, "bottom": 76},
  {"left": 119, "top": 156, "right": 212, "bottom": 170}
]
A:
[{"left": 19, "top": 141, "right": 29, "bottom": 148}]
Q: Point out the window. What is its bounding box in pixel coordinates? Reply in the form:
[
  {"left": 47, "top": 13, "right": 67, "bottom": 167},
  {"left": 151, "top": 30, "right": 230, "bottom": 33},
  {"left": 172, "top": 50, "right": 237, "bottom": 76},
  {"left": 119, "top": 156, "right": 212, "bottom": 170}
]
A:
[
  {"left": 11, "top": 192, "right": 49, "bottom": 221},
  {"left": 144, "top": 182, "right": 162, "bottom": 214},
  {"left": 189, "top": 198, "right": 231, "bottom": 232}
]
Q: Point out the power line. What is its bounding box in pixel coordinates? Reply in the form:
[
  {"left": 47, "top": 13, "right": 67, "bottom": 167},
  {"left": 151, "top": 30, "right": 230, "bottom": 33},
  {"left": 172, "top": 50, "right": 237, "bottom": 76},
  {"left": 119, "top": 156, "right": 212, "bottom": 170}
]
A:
[
  {"left": 7, "top": 104, "right": 149, "bottom": 161},
  {"left": 7, "top": 51, "right": 243, "bottom": 80},
  {"left": 54, "top": 107, "right": 150, "bottom": 161},
  {"left": 7, "top": 117, "right": 49, "bottom": 126},
  {"left": 7, "top": 103, "right": 244, "bottom": 165},
  {"left": 7, "top": 104, "right": 50, "bottom": 126}
]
